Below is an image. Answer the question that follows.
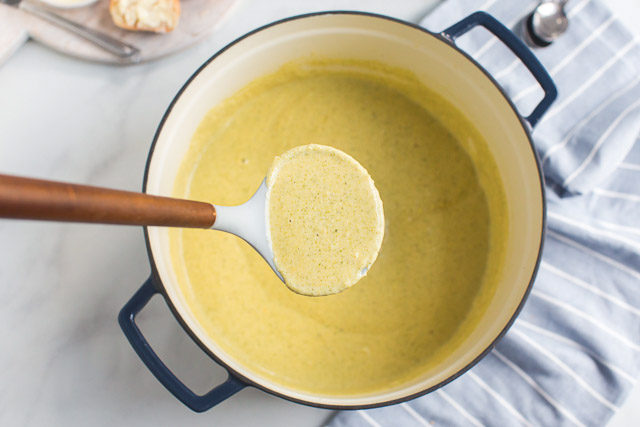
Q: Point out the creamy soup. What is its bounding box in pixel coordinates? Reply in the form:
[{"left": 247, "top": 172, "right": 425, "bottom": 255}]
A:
[
  {"left": 170, "top": 58, "right": 508, "bottom": 396},
  {"left": 266, "top": 144, "right": 384, "bottom": 296}
]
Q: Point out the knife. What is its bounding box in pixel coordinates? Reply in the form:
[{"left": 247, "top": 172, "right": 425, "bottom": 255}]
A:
[{"left": 0, "top": 0, "right": 141, "bottom": 63}]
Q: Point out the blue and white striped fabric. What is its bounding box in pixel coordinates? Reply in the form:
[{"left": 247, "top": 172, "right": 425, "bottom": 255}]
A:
[{"left": 329, "top": 0, "right": 640, "bottom": 426}]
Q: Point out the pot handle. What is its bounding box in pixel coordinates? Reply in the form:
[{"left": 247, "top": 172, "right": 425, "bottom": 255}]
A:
[
  {"left": 442, "top": 11, "right": 557, "bottom": 128},
  {"left": 119, "top": 278, "right": 246, "bottom": 412}
]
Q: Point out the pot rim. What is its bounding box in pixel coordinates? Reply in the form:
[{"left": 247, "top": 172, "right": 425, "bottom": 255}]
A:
[{"left": 140, "top": 10, "right": 547, "bottom": 410}]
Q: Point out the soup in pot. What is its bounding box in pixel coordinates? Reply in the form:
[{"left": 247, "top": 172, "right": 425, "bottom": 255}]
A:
[{"left": 169, "top": 58, "right": 508, "bottom": 396}]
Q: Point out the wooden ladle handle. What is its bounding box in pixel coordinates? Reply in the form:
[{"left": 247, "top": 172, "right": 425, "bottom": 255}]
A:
[{"left": 0, "top": 174, "right": 216, "bottom": 228}]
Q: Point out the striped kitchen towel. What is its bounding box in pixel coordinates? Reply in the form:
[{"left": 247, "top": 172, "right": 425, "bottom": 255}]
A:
[{"left": 329, "top": 0, "right": 640, "bottom": 426}]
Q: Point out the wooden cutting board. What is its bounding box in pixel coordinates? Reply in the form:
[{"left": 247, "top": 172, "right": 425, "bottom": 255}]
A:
[{"left": 0, "top": 0, "right": 239, "bottom": 65}]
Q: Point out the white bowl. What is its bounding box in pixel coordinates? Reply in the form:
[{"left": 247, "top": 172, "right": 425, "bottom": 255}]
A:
[{"left": 37, "top": 0, "right": 98, "bottom": 9}]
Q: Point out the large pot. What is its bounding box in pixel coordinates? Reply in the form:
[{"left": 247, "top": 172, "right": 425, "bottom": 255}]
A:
[{"left": 119, "top": 11, "right": 556, "bottom": 412}]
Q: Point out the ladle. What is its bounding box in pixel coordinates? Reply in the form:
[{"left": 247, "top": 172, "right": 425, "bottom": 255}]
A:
[{"left": 0, "top": 174, "right": 282, "bottom": 280}]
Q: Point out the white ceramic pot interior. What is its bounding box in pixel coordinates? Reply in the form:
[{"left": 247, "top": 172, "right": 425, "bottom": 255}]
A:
[{"left": 145, "top": 13, "right": 543, "bottom": 407}]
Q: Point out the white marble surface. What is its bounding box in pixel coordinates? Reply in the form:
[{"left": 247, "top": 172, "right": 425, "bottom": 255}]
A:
[{"left": 0, "top": 1, "right": 638, "bottom": 426}]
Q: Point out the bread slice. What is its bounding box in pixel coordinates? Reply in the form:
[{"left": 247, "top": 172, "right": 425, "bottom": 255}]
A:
[{"left": 110, "top": 0, "right": 180, "bottom": 33}]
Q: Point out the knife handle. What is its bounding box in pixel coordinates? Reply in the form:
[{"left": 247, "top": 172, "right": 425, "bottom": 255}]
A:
[{"left": 19, "top": 1, "right": 141, "bottom": 62}]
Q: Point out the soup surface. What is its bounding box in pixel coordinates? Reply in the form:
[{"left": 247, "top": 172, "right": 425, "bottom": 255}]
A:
[
  {"left": 170, "top": 58, "right": 508, "bottom": 396},
  {"left": 266, "top": 144, "right": 385, "bottom": 296}
]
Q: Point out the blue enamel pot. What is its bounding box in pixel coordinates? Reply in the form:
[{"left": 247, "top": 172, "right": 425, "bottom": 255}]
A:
[{"left": 119, "top": 11, "right": 555, "bottom": 412}]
